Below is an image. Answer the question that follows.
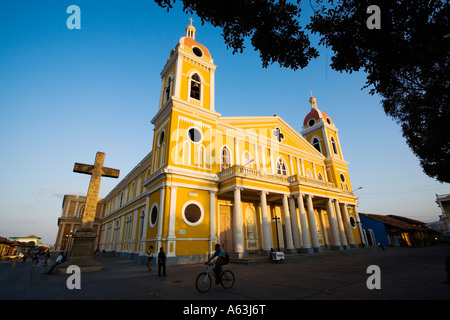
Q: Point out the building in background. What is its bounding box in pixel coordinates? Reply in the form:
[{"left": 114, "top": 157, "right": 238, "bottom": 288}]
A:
[
  {"left": 435, "top": 193, "right": 450, "bottom": 236},
  {"left": 54, "top": 22, "right": 363, "bottom": 265},
  {"left": 360, "top": 213, "right": 437, "bottom": 247}
]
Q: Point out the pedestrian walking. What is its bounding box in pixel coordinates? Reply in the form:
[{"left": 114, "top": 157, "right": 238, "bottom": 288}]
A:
[
  {"left": 146, "top": 246, "right": 154, "bottom": 272},
  {"left": 44, "top": 250, "right": 50, "bottom": 267},
  {"left": 158, "top": 247, "right": 166, "bottom": 277},
  {"left": 32, "top": 252, "right": 39, "bottom": 267}
]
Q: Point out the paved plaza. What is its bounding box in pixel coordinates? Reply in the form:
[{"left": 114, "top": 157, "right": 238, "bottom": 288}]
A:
[{"left": 1, "top": 245, "right": 449, "bottom": 302}]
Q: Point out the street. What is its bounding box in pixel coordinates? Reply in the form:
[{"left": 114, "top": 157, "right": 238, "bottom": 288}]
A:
[{"left": 0, "top": 245, "right": 449, "bottom": 301}]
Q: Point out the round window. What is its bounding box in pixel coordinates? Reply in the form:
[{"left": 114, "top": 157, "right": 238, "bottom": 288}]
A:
[
  {"left": 150, "top": 205, "right": 158, "bottom": 227},
  {"left": 326, "top": 118, "right": 331, "bottom": 125},
  {"left": 187, "top": 127, "right": 202, "bottom": 143},
  {"left": 182, "top": 201, "right": 204, "bottom": 226},
  {"left": 192, "top": 47, "right": 203, "bottom": 57},
  {"left": 308, "top": 119, "right": 315, "bottom": 127},
  {"left": 349, "top": 216, "right": 356, "bottom": 228},
  {"left": 340, "top": 173, "right": 346, "bottom": 182}
]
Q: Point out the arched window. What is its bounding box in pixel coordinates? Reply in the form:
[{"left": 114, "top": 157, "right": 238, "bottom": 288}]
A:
[
  {"left": 221, "top": 146, "right": 231, "bottom": 170},
  {"left": 125, "top": 215, "right": 132, "bottom": 241},
  {"left": 331, "top": 136, "right": 338, "bottom": 155},
  {"left": 312, "top": 137, "right": 321, "bottom": 153},
  {"left": 276, "top": 157, "right": 288, "bottom": 176},
  {"left": 139, "top": 210, "right": 145, "bottom": 238},
  {"left": 190, "top": 74, "right": 201, "bottom": 100},
  {"left": 129, "top": 182, "right": 135, "bottom": 201},
  {"left": 164, "top": 76, "right": 173, "bottom": 103}
]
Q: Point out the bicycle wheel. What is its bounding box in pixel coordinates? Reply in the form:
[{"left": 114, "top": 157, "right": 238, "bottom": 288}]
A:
[
  {"left": 195, "top": 272, "right": 212, "bottom": 293},
  {"left": 220, "top": 270, "right": 235, "bottom": 289}
]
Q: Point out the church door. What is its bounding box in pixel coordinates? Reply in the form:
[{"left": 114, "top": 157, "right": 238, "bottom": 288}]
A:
[{"left": 219, "top": 205, "right": 234, "bottom": 253}]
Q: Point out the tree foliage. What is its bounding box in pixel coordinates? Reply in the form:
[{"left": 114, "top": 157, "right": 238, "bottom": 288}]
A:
[
  {"left": 154, "top": 0, "right": 450, "bottom": 183},
  {"left": 154, "top": 0, "right": 318, "bottom": 69},
  {"left": 308, "top": 0, "right": 450, "bottom": 183}
]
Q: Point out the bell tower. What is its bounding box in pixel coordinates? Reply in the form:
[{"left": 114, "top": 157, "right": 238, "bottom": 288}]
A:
[
  {"left": 302, "top": 93, "right": 352, "bottom": 191},
  {"left": 158, "top": 19, "right": 217, "bottom": 113},
  {"left": 301, "top": 93, "right": 344, "bottom": 160},
  {"left": 151, "top": 20, "right": 220, "bottom": 176}
]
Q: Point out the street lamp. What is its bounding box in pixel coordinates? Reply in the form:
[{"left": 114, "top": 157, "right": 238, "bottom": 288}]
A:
[
  {"left": 272, "top": 216, "right": 281, "bottom": 251},
  {"left": 242, "top": 158, "right": 254, "bottom": 167}
]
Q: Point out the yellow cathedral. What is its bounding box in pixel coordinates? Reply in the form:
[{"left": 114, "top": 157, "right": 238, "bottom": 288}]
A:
[{"left": 54, "top": 22, "right": 363, "bottom": 265}]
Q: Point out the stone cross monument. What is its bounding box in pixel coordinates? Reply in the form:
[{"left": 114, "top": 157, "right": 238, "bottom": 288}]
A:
[{"left": 56, "top": 151, "right": 119, "bottom": 274}]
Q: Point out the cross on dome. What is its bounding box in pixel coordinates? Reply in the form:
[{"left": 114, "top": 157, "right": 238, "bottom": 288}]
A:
[
  {"left": 186, "top": 18, "right": 196, "bottom": 39},
  {"left": 309, "top": 91, "right": 318, "bottom": 110}
]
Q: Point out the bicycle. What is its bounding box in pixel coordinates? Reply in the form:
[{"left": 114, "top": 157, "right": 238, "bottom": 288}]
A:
[{"left": 195, "top": 263, "right": 235, "bottom": 293}]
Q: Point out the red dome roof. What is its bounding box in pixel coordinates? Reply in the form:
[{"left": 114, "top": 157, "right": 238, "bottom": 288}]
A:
[
  {"left": 179, "top": 36, "right": 211, "bottom": 58},
  {"left": 303, "top": 108, "right": 333, "bottom": 128}
]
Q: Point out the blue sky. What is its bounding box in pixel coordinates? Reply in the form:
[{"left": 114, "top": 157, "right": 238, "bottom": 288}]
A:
[{"left": 1, "top": 1, "right": 448, "bottom": 246}]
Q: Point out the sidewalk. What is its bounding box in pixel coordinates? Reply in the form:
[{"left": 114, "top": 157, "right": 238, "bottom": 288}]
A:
[{"left": 1, "top": 245, "right": 449, "bottom": 300}]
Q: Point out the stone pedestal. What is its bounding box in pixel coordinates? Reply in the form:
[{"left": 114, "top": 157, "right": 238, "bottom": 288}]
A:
[{"left": 55, "top": 229, "right": 102, "bottom": 274}]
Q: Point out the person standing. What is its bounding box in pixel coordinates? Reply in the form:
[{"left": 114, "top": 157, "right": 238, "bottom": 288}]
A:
[
  {"left": 146, "top": 246, "right": 154, "bottom": 272},
  {"left": 158, "top": 247, "right": 166, "bottom": 277}
]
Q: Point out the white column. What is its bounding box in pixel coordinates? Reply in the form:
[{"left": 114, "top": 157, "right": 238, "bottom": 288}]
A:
[
  {"left": 282, "top": 194, "right": 295, "bottom": 252},
  {"left": 233, "top": 187, "right": 245, "bottom": 258},
  {"left": 289, "top": 195, "right": 302, "bottom": 248},
  {"left": 305, "top": 194, "right": 321, "bottom": 250},
  {"left": 353, "top": 205, "right": 367, "bottom": 246},
  {"left": 167, "top": 186, "right": 177, "bottom": 257},
  {"left": 326, "top": 198, "right": 342, "bottom": 250},
  {"left": 209, "top": 190, "right": 217, "bottom": 254},
  {"left": 259, "top": 191, "right": 272, "bottom": 253},
  {"left": 210, "top": 68, "right": 215, "bottom": 111},
  {"left": 141, "top": 195, "right": 151, "bottom": 255},
  {"left": 341, "top": 204, "right": 356, "bottom": 246},
  {"left": 296, "top": 193, "right": 312, "bottom": 252},
  {"left": 235, "top": 137, "right": 240, "bottom": 166},
  {"left": 334, "top": 200, "right": 349, "bottom": 249}
]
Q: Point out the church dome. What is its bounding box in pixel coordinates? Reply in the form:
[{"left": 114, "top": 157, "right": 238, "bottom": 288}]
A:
[
  {"left": 303, "top": 95, "right": 334, "bottom": 128},
  {"left": 179, "top": 36, "right": 211, "bottom": 58},
  {"left": 178, "top": 20, "right": 211, "bottom": 59}
]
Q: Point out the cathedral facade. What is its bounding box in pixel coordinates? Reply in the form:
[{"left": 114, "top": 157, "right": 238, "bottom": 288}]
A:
[{"left": 54, "top": 23, "right": 363, "bottom": 265}]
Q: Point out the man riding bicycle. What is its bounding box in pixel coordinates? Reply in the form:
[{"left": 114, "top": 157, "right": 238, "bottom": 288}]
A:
[{"left": 206, "top": 244, "right": 227, "bottom": 284}]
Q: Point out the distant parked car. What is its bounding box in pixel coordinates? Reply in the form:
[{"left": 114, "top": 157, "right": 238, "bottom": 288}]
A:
[{"left": 433, "top": 235, "right": 450, "bottom": 245}]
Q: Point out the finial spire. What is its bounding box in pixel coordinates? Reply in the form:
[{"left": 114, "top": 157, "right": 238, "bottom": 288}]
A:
[
  {"left": 309, "top": 91, "right": 318, "bottom": 110},
  {"left": 186, "top": 18, "right": 196, "bottom": 39}
]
